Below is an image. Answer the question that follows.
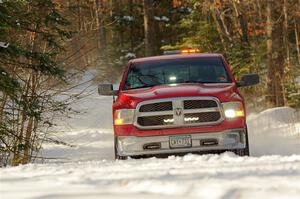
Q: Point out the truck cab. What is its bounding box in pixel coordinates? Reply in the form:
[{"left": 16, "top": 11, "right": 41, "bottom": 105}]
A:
[{"left": 99, "top": 52, "right": 259, "bottom": 159}]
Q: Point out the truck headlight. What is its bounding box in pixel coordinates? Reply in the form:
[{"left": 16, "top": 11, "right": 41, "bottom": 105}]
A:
[
  {"left": 114, "top": 109, "right": 135, "bottom": 125},
  {"left": 222, "top": 102, "right": 244, "bottom": 118}
]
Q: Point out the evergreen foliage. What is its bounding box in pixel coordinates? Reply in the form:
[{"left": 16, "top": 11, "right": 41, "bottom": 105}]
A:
[{"left": 0, "top": 0, "right": 73, "bottom": 166}]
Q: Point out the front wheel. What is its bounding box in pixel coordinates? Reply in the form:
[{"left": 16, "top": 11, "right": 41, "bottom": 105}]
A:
[
  {"left": 235, "top": 147, "right": 249, "bottom": 156},
  {"left": 114, "top": 137, "right": 128, "bottom": 160}
]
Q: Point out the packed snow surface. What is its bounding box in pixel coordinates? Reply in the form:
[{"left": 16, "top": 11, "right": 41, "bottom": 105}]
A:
[
  {"left": 1, "top": 152, "right": 300, "bottom": 199},
  {"left": 0, "top": 83, "right": 300, "bottom": 199}
]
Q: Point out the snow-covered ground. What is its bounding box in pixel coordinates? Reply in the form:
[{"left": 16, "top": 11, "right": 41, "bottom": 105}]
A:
[
  {"left": 1, "top": 152, "right": 300, "bottom": 199},
  {"left": 0, "top": 84, "right": 300, "bottom": 199}
]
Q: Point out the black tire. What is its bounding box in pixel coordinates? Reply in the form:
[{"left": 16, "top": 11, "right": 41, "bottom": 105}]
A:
[
  {"left": 235, "top": 147, "right": 249, "bottom": 156},
  {"left": 114, "top": 136, "right": 128, "bottom": 160},
  {"left": 235, "top": 126, "right": 250, "bottom": 156}
]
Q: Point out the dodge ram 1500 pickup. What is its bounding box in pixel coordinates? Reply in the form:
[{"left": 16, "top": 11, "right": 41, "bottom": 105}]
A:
[{"left": 99, "top": 51, "right": 259, "bottom": 159}]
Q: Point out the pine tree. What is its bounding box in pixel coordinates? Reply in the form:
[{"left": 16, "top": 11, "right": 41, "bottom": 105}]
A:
[{"left": 0, "top": 0, "right": 73, "bottom": 166}]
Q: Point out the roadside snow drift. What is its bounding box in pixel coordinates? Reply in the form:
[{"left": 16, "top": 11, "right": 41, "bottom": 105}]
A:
[
  {"left": 248, "top": 107, "right": 300, "bottom": 156},
  {"left": 0, "top": 87, "right": 300, "bottom": 199}
]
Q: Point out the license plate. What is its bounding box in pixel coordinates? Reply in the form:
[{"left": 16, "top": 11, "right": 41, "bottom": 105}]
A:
[{"left": 169, "top": 135, "right": 192, "bottom": 149}]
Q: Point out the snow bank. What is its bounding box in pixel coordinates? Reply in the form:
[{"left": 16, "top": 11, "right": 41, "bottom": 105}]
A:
[
  {"left": 247, "top": 107, "right": 300, "bottom": 136},
  {"left": 247, "top": 107, "right": 300, "bottom": 156},
  {"left": 41, "top": 129, "right": 114, "bottom": 162}
]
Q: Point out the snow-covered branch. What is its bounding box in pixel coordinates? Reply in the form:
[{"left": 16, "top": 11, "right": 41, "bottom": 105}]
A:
[{"left": 0, "top": 42, "right": 9, "bottom": 48}]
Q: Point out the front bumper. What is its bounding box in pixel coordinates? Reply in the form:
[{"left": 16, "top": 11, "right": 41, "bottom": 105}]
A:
[{"left": 116, "top": 128, "right": 247, "bottom": 156}]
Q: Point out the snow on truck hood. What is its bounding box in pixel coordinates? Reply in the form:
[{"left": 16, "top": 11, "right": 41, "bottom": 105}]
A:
[{"left": 118, "top": 83, "right": 240, "bottom": 107}]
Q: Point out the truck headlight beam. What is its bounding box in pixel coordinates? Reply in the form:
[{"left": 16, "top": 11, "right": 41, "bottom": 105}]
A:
[
  {"left": 114, "top": 109, "right": 135, "bottom": 125},
  {"left": 222, "top": 102, "right": 244, "bottom": 119}
]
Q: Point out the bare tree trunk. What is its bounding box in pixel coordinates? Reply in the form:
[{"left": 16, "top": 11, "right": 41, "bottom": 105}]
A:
[
  {"left": 95, "top": 0, "right": 107, "bottom": 63},
  {"left": 210, "top": 7, "right": 227, "bottom": 50},
  {"left": 238, "top": 0, "right": 249, "bottom": 43},
  {"left": 12, "top": 75, "right": 31, "bottom": 166},
  {"left": 266, "top": 0, "right": 273, "bottom": 107},
  {"left": 22, "top": 114, "right": 34, "bottom": 164},
  {"left": 295, "top": 20, "right": 300, "bottom": 64},
  {"left": 218, "top": 10, "right": 232, "bottom": 42},
  {"left": 283, "top": 0, "right": 290, "bottom": 68},
  {"left": 0, "top": 94, "right": 7, "bottom": 123},
  {"left": 22, "top": 72, "right": 38, "bottom": 164},
  {"left": 110, "top": 0, "right": 119, "bottom": 42},
  {"left": 77, "top": 0, "right": 82, "bottom": 30},
  {"left": 255, "top": 0, "right": 263, "bottom": 21},
  {"left": 127, "top": 0, "right": 135, "bottom": 52},
  {"left": 21, "top": 14, "right": 43, "bottom": 164},
  {"left": 266, "top": 0, "right": 285, "bottom": 107},
  {"left": 232, "top": 1, "right": 242, "bottom": 39},
  {"left": 143, "top": 0, "right": 157, "bottom": 56}
]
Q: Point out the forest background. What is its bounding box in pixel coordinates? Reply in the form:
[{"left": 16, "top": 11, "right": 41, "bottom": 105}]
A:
[{"left": 0, "top": 0, "right": 299, "bottom": 166}]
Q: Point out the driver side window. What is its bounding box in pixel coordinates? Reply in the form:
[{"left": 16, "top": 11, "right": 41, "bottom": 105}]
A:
[{"left": 124, "top": 67, "right": 143, "bottom": 89}]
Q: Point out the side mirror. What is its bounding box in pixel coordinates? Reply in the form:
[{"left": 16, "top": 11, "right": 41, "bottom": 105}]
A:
[
  {"left": 98, "top": 84, "right": 115, "bottom": 96},
  {"left": 237, "top": 73, "right": 260, "bottom": 87}
]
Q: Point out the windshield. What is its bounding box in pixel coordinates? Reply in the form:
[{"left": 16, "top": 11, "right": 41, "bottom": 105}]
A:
[{"left": 123, "top": 57, "right": 232, "bottom": 90}]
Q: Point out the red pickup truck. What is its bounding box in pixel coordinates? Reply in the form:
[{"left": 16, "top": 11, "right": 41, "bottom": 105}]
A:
[{"left": 99, "top": 52, "right": 259, "bottom": 159}]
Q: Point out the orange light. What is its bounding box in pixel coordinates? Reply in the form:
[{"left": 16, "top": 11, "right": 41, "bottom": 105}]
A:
[
  {"left": 114, "top": 111, "right": 124, "bottom": 125},
  {"left": 115, "top": 118, "right": 124, "bottom": 125},
  {"left": 181, "top": 48, "right": 200, "bottom": 54},
  {"left": 236, "top": 103, "right": 245, "bottom": 117},
  {"left": 235, "top": 110, "right": 245, "bottom": 117}
]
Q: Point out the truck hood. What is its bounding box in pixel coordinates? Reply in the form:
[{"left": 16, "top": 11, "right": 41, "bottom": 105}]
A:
[{"left": 115, "top": 83, "right": 242, "bottom": 108}]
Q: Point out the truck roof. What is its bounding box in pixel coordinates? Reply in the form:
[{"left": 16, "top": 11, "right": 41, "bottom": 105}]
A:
[{"left": 130, "top": 53, "right": 223, "bottom": 63}]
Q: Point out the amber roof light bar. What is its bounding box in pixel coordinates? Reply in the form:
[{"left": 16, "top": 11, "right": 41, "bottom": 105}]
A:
[{"left": 163, "top": 48, "right": 200, "bottom": 55}]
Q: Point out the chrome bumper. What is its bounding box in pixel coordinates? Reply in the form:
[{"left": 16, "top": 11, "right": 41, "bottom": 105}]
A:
[{"left": 117, "top": 129, "right": 247, "bottom": 156}]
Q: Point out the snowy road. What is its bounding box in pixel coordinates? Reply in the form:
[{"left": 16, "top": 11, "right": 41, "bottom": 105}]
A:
[
  {"left": 1, "top": 91, "right": 300, "bottom": 199},
  {"left": 1, "top": 152, "right": 300, "bottom": 199}
]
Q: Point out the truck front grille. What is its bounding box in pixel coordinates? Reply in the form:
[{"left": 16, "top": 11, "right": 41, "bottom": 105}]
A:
[
  {"left": 140, "top": 102, "right": 172, "bottom": 112},
  {"left": 137, "top": 115, "right": 173, "bottom": 126},
  {"left": 184, "top": 100, "right": 217, "bottom": 109},
  {"left": 135, "top": 97, "right": 223, "bottom": 129},
  {"left": 184, "top": 112, "right": 221, "bottom": 124}
]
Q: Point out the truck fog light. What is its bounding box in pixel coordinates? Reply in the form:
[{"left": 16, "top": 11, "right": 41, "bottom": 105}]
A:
[
  {"left": 163, "top": 118, "right": 174, "bottom": 123},
  {"left": 119, "top": 137, "right": 136, "bottom": 145},
  {"left": 114, "top": 109, "right": 135, "bottom": 125},
  {"left": 225, "top": 132, "right": 240, "bottom": 144},
  {"left": 184, "top": 117, "right": 199, "bottom": 122},
  {"left": 222, "top": 102, "right": 244, "bottom": 119}
]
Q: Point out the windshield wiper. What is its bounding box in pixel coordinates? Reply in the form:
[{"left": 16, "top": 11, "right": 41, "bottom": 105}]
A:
[
  {"left": 129, "top": 84, "right": 158, "bottom": 90},
  {"left": 184, "top": 80, "right": 221, "bottom": 83},
  {"left": 128, "top": 75, "right": 160, "bottom": 90},
  {"left": 184, "top": 80, "right": 205, "bottom": 83},
  {"left": 124, "top": 76, "right": 160, "bottom": 90}
]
